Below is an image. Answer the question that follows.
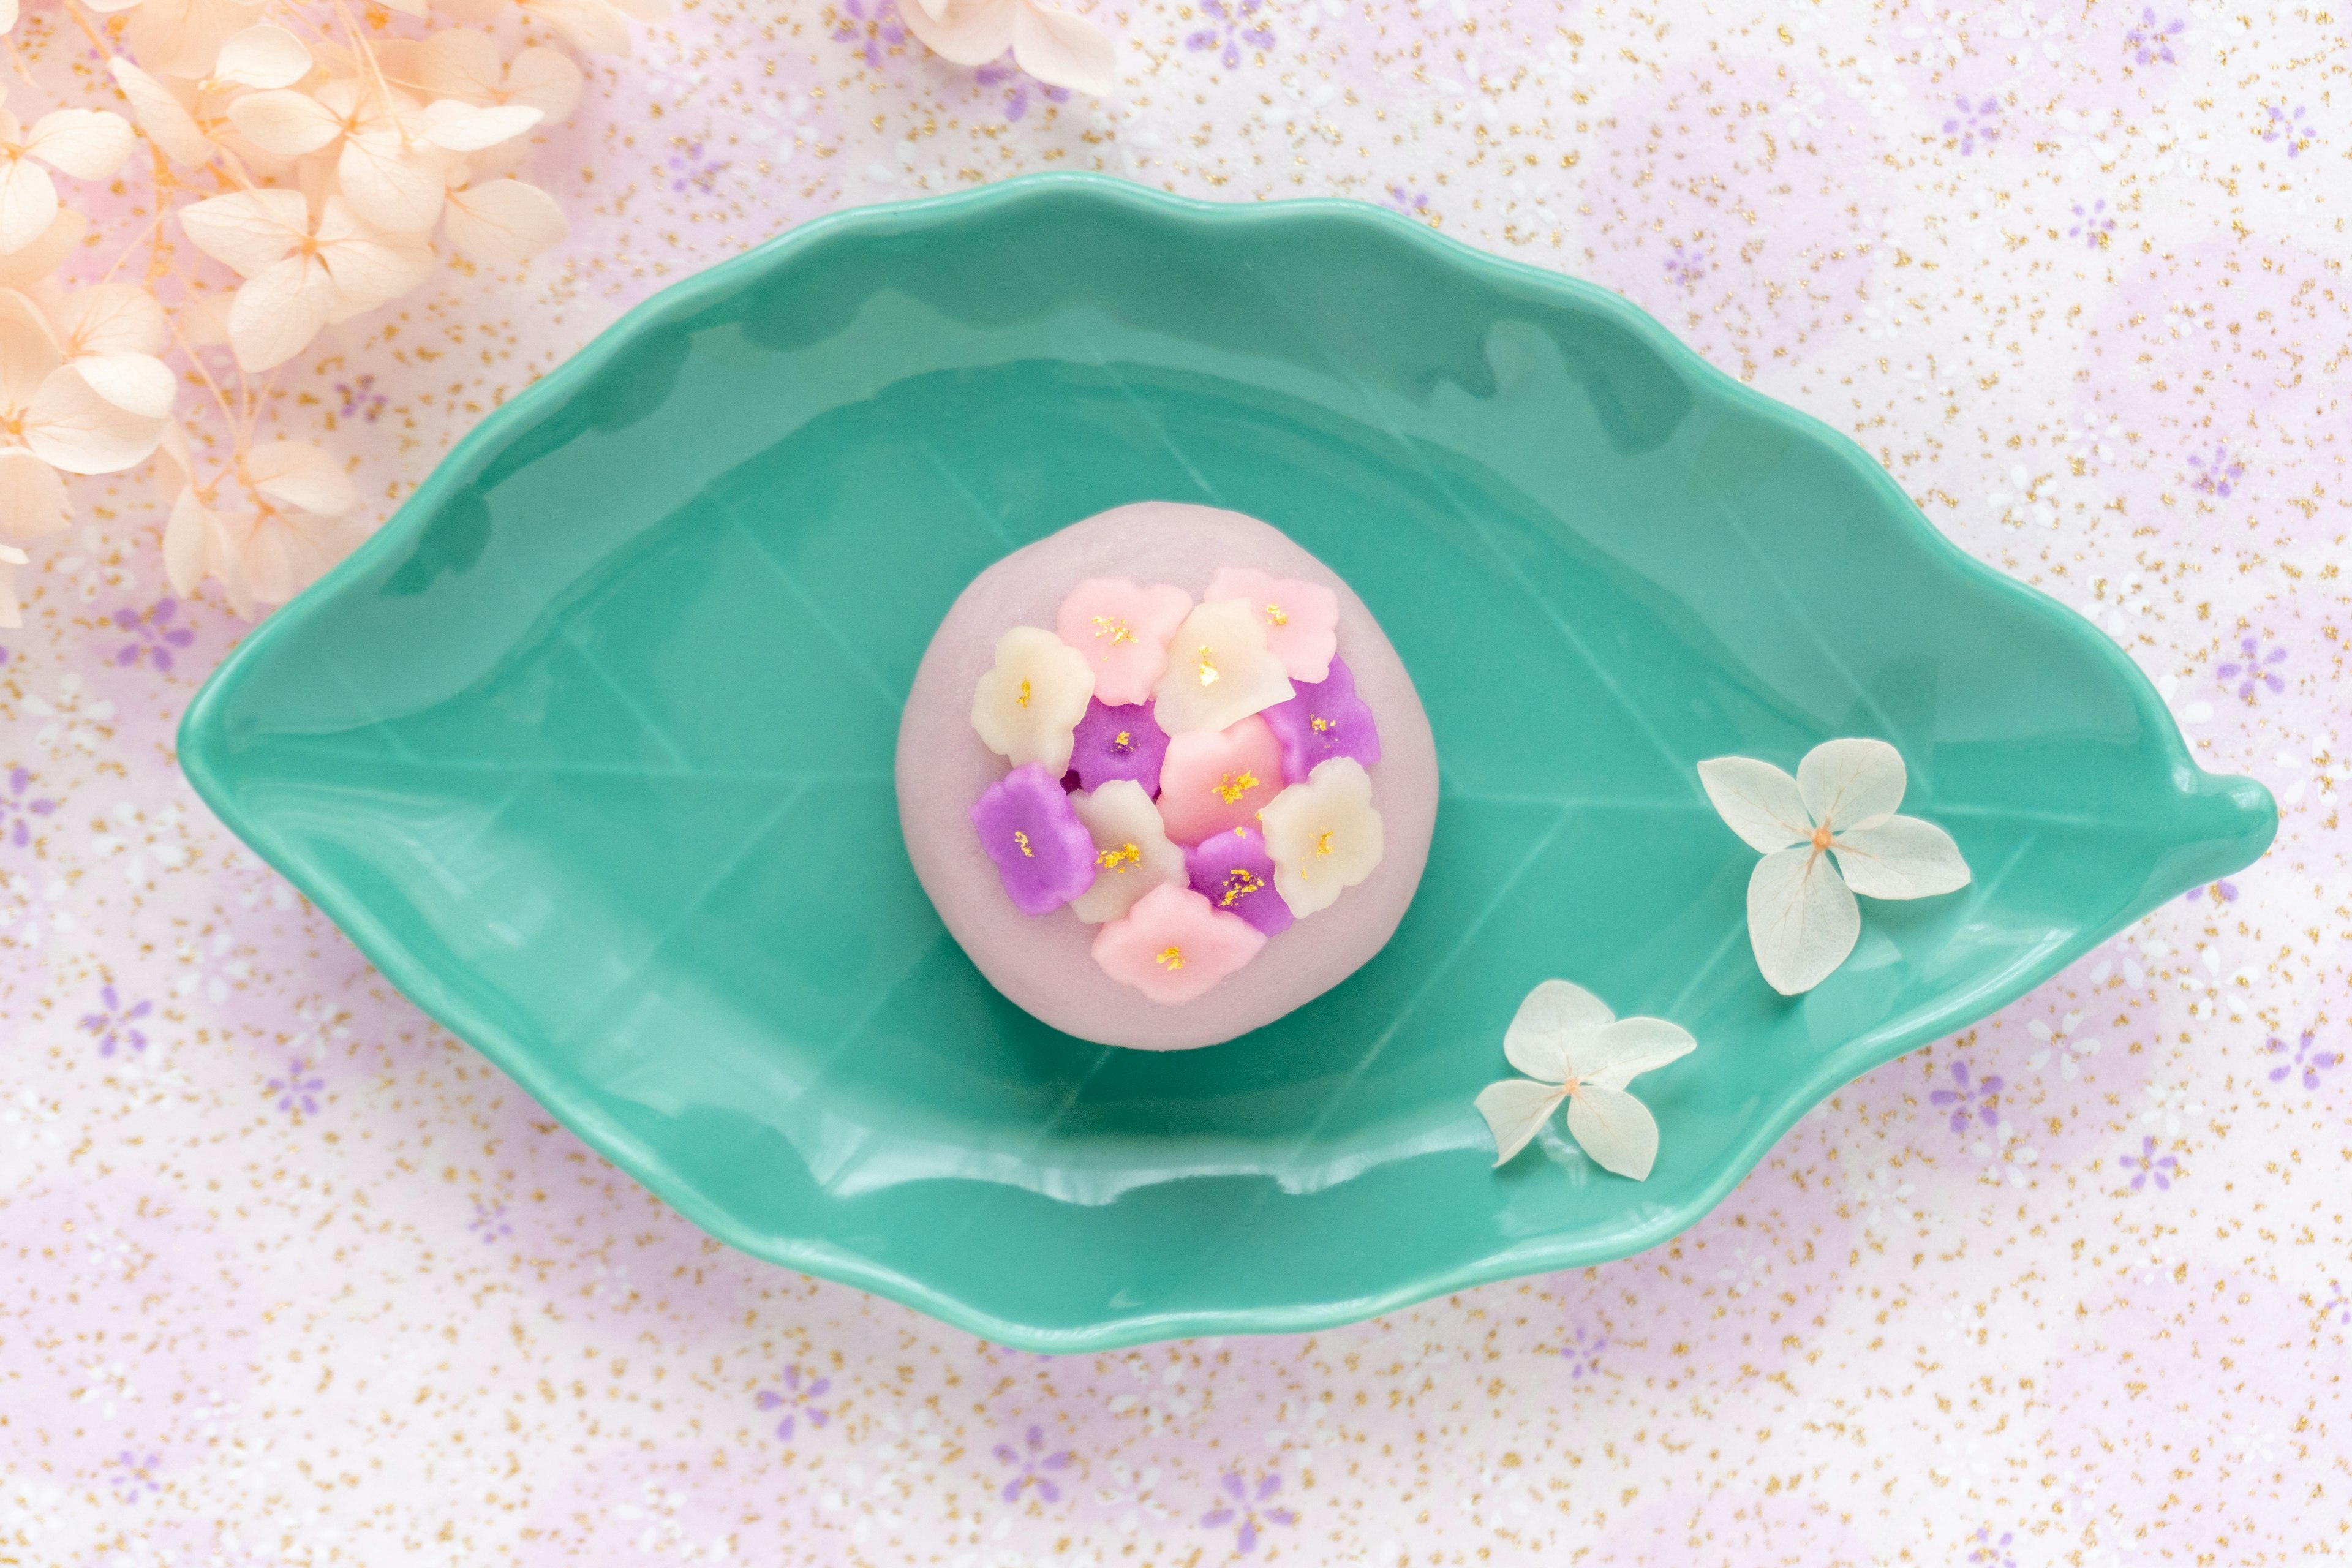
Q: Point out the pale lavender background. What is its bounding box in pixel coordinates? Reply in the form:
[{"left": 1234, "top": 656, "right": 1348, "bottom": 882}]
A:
[{"left": 2, "top": 1, "right": 2345, "bottom": 1563}]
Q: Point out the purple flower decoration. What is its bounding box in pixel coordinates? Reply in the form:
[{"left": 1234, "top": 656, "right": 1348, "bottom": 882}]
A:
[
  {"left": 1664, "top": 240, "right": 1711, "bottom": 292},
  {"left": 2116, "top": 1135, "right": 2176, "bottom": 1192},
  {"left": 2184, "top": 878, "right": 2239, "bottom": 905},
  {"left": 2188, "top": 443, "right": 2244, "bottom": 497},
  {"left": 1927, "top": 1060, "right": 2002, "bottom": 1136},
  {"left": 1384, "top": 185, "right": 1430, "bottom": 216},
  {"left": 1186, "top": 0, "right": 1273, "bottom": 70},
  {"left": 835, "top": 0, "right": 906, "bottom": 69},
  {"left": 756, "top": 1365, "right": 831, "bottom": 1441},
  {"left": 1562, "top": 1323, "right": 1607, "bottom": 1378},
  {"left": 469, "top": 1197, "right": 512, "bottom": 1242},
  {"left": 1183, "top": 822, "right": 1292, "bottom": 937},
  {"left": 2320, "top": 1280, "right": 2349, "bottom": 1329},
  {"left": 993, "top": 1425, "right": 1071, "bottom": 1502},
  {"left": 2260, "top": 104, "right": 2308, "bottom": 156},
  {"left": 113, "top": 599, "right": 194, "bottom": 673},
  {"left": 1942, "top": 94, "right": 1999, "bottom": 156},
  {"left": 1068, "top": 699, "right": 1171, "bottom": 795},
  {"left": 268, "top": 1058, "right": 323, "bottom": 1115},
  {"left": 105, "top": 1449, "right": 162, "bottom": 1503},
  {"left": 665, "top": 139, "right": 729, "bottom": 194},
  {"left": 973, "top": 764, "right": 1098, "bottom": 914},
  {"left": 1970, "top": 1526, "right": 2018, "bottom": 1568},
  {"left": 1, "top": 766, "right": 56, "bottom": 849},
  {"left": 2125, "top": 7, "right": 2184, "bottom": 64},
  {"left": 2215, "top": 634, "right": 2286, "bottom": 700},
  {"left": 80, "top": 985, "right": 152, "bottom": 1057},
  {"left": 336, "top": 374, "right": 387, "bottom": 421},
  {"left": 1200, "top": 1471, "right": 1295, "bottom": 1553},
  {"left": 1261, "top": 655, "right": 1380, "bottom": 782},
  {"left": 2266, "top": 1031, "right": 2337, "bottom": 1091},
  {"left": 2067, "top": 200, "right": 2114, "bottom": 250},
  {"left": 976, "top": 56, "right": 1069, "bottom": 123}
]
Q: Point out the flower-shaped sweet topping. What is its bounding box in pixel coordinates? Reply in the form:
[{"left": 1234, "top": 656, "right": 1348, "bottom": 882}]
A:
[
  {"left": 1067, "top": 698, "right": 1171, "bottom": 796},
  {"left": 1091, "top": 882, "right": 1267, "bottom": 1005},
  {"left": 1055, "top": 578, "right": 1193, "bottom": 707},
  {"left": 1205, "top": 566, "right": 1339, "bottom": 683},
  {"left": 1698, "top": 737, "right": 1972, "bottom": 996},
  {"left": 971, "top": 625, "right": 1095, "bottom": 775},
  {"left": 970, "top": 763, "right": 1098, "bottom": 916},
  {"left": 1261, "top": 655, "right": 1380, "bottom": 782},
  {"left": 1183, "top": 822, "right": 1291, "bottom": 937},
  {"left": 1156, "top": 714, "right": 1286, "bottom": 845},
  {"left": 1258, "top": 756, "right": 1384, "bottom": 919},
  {"left": 1068, "top": 780, "right": 1186, "bottom": 925},
  {"left": 1150, "top": 598, "right": 1295, "bottom": 735},
  {"left": 1474, "top": 979, "right": 1695, "bottom": 1178}
]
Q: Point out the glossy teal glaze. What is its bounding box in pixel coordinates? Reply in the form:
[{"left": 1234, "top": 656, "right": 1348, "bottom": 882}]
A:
[{"left": 179, "top": 175, "right": 2274, "bottom": 1352}]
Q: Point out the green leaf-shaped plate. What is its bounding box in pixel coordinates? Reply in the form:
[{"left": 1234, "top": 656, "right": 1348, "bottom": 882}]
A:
[{"left": 181, "top": 175, "right": 2274, "bottom": 1352}]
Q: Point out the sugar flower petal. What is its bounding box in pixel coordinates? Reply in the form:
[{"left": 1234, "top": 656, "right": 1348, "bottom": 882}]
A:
[
  {"left": 1067, "top": 698, "right": 1169, "bottom": 795},
  {"left": 1151, "top": 598, "right": 1294, "bottom": 734},
  {"left": 1261, "top": 756, "right": 1382, "bottom": 918},
  {"left": 1831, "top": 815, "right": 1972, "bottom": 899},
  {"left": 1746, "top": 844, "right": 1860, "bottom": 996},
  {"left": 1502, "top": 978, "right": 1613, "bottom": 1083},
  {"left": 1261, "top": 654, "right": 1379, "bottom": 780},
  {"left": 1069, "top": 780, "right": 1185, "bottom": 925},
  {"left": 1055, "top": 577, "right": 1191, "bottom": 706},
  {"left": 1205, "top": 566, "right": 1338, "bottom": 682},
  {"left": 1156, "top": 714, "right": 1284, "bottom": 845},
  {"left": 972, "top": 625, "right": 1095, "bottom": 774},
  {"left": 1091, "top": 882, "right": 1266, "bottom": 1005},
  {"left": 1696, "top": 755, "right": 1809, "bottom": 853},
  {"left": 1183, "top": 822, "right": 1291, "bottom": 937},
  {"left": 1474, "top": 1078, "right": 1564, "bottom": 1167},
  {"left": 971, "top": 763, "right": 1096, "bottom": 915},
  {"left": 1797, "top": 737, "right": 1906, "bottom": 832},
  {"left": 1564, "top": 1084, "right": 1662, "bottom": 1181}
]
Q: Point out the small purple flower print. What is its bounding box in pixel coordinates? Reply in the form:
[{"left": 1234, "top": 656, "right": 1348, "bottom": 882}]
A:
[
  {"left": 2125, "top": 7, "right": 2184, "bottom": 65},
  {"left": 1187, "top": 0, "right": 1274, "bottom": 71},
  {"left": 2188, "top": 443, "right": 2244, "bottom": 498},
  {"left": 993, "top": 1425, "right": 1071, "bottom": 1503},
  {"left": 2184, "top": 878, "right": 2239, "bottom": 905},
  {"left": 2116, "top": 1135, "right": 2176, "bottom": 1192},
  {"left": 1942, "top": 95, "right": 2000, "bottom": 156},
  {"left": 976, "top": 57, "right": 1069, "bottom": 123},
  {"left": 1384, "top": 184, "right": 1430, "bottom": 216},
  {"left": 665, "top": 139, "right": 729, "bottom": 194},
  {"left": 1969, "top": 1525, "right": 2018, "bottom": 1568},
  {"left": 1200, "top": 1471, "right": 1295, "bottom": 1553},
  {"left": 835, "top": 0, "right": 905, "bottom": 70},
  {"left": 1, "top": 766, "right": 56, "bottom": 850},
  {"left": 2266, "top": 1031, "right": 2337, "bottom": 1091},
  {"left": 756, "top": 1365, "right": 832, "bottom": 1441},
  {"left": 2260, "top": 104, "right": 2308, "bottom": 157},
  {"left": 468, "top": 1197, "right": 512, "bottom": 1243},
  {"left": 268, "top": 1058, "right": 322, "bottom": 1115},
  {"left": 80, "top": 985, "right": 152, "bottom": 1057},
  {"left": 1928, "top": 1061, "right": 2003, "bottom": 1135},
  {"left": 105, "top": 1449, "right": 162, "bottom": 1503},
  {"left": 335, "top": 374, "right": 386, "bottom": 421},
  {"left": 1664, "top": 239, "right": 1711, "bottom": 292},
  {"left": 2215, "top": 635, "right": 2286, "bottom": 701},
  {"left": 2067, "top": 200, "right": 2114, "bottom": 250},
  {"left": 112, "top": 598, "right": 194, "bottom": 673},
  {"left": 1562, "top": 1323, "right": 1607, "bottom": 1378},
  {"left": 2319, "top": 1281, "right": 2350, "bottom": 1329}
]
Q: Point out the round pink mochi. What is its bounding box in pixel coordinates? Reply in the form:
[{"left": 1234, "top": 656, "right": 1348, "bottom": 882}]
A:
[{"left": 895, "top": 502, "right": 1439, "bottom": 1051}]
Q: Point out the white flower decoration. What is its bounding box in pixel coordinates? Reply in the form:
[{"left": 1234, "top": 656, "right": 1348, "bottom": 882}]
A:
[
  {"left": 1474, "top": 979, "right": 1695, "bottom": 1179},
  {"left": 1150, "top": 598, "right": 1294, "bottom": 735},
  {"left": 1258, "top": 757, "right": 1382, "bottom": 919},
  {"left": 1697, "top": 737, "right": 1972, "bottom": 995},
  {"left": 1068, "top": 780, "right": 1185, "bottom": 925},
  {"left": 970, "top": 625, "right": 1094, "bottom": 774}
]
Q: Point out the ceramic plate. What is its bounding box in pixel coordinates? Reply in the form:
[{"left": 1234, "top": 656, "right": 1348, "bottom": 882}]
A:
[{"left": 179, "top": 174, "right": 2274, "bottom": 1352}]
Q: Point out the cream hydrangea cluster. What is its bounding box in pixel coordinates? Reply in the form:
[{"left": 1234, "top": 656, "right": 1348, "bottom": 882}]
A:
[{"left": 967, "top": 568, "right": 1387, "bottom": 1005}]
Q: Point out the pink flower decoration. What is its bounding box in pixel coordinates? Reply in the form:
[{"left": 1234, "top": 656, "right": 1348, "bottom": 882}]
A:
[
  {"left": 1055, "top": 578, "right": 1193, "bottom": 706},
  {"left": 1205, "top": 567, "right": 1338, "bottom": 683},
  {"left": 1090, "top": 883, "right": 1266, "bottom": 1003},
  {"left": 1156, "top": 713, "right": 1284, "bottom": 845}
]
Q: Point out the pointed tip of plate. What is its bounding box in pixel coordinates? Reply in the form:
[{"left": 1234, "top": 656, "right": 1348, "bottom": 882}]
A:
[{"left": 2158, "top": 764, "right": 2277, "bottom": 899}]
